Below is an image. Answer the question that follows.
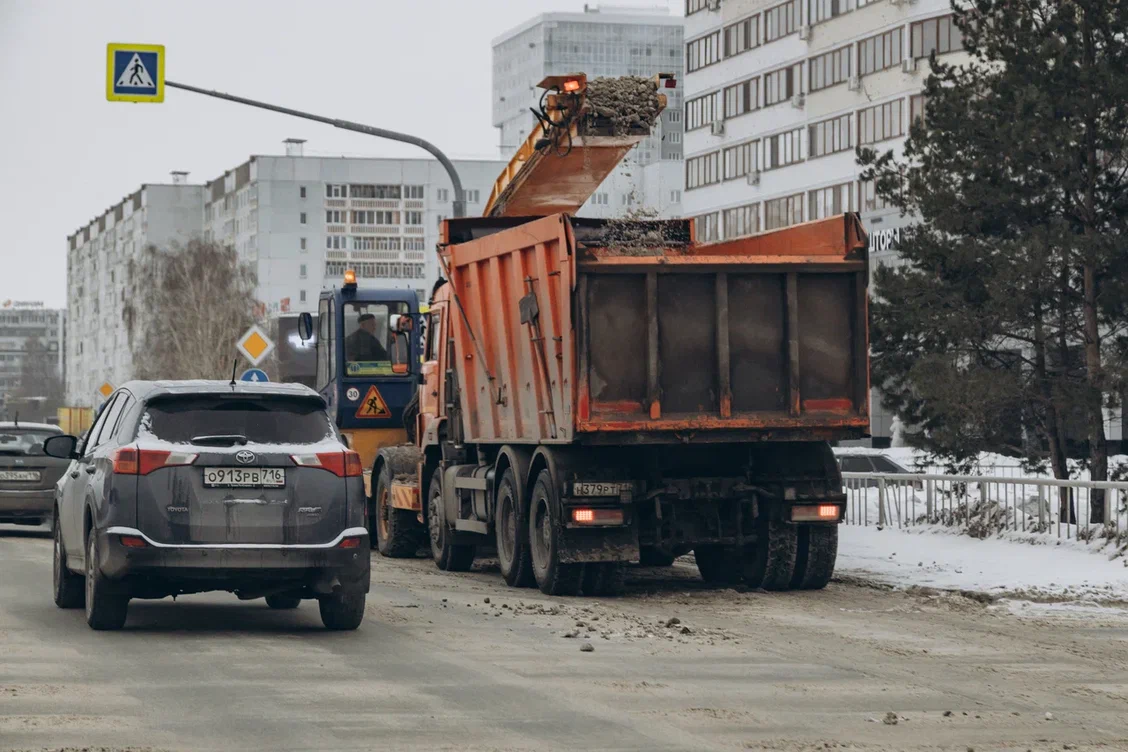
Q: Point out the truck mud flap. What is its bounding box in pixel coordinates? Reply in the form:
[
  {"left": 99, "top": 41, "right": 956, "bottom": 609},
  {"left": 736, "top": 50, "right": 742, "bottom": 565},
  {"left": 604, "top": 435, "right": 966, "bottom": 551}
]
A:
[{"left": 558, "top": 526, "right": 638, "bottom": 564}]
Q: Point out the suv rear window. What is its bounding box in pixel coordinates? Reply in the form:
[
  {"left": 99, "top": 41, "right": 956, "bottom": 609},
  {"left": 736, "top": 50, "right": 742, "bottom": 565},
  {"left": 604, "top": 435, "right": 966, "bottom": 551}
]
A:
[{"left": 141, "top": 396, "right": 334, "bottom": 444}]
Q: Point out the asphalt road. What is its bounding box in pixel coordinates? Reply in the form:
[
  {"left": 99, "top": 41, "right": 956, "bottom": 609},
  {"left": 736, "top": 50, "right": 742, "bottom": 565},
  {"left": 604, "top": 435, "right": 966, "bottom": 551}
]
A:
[{"left": 3, "top": 524, "right": 1128, "bottom": 752}]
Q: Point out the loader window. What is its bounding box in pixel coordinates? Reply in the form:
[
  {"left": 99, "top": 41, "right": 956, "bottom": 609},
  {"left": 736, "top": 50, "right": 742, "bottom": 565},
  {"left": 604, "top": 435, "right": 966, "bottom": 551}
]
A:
[{"left": 344, "top": 301, "right": 411, "bottom": 377}]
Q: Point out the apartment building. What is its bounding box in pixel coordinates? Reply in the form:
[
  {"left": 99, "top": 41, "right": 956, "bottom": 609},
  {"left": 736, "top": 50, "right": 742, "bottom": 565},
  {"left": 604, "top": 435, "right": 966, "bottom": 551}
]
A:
[
  {"left": 492, "top": 4, "right": 685, "bottom": 219},
  {"left": 682, "top": 0, "right": 970, "bottom": 440},
  {"left": 0, "top": 303, "right": 64, "bottom": 398}
]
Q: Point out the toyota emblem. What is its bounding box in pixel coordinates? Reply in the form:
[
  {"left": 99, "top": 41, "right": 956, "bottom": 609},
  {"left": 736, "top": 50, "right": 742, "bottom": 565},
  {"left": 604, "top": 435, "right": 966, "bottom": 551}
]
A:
[{"left": 235, "top": 450, "right": 256, "bottom": 465}]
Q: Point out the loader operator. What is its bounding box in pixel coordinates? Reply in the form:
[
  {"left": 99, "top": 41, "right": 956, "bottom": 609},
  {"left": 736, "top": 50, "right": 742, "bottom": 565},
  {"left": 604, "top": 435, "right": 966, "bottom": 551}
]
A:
[{"left": 346, "top": 312, "right": 389, "bottom": 363}]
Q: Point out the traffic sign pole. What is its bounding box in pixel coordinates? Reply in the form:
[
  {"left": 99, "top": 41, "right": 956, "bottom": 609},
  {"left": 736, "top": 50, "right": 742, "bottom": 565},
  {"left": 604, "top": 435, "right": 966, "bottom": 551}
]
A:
[{"left": 163, "top": 80, "right": 466, "bottom": 218}]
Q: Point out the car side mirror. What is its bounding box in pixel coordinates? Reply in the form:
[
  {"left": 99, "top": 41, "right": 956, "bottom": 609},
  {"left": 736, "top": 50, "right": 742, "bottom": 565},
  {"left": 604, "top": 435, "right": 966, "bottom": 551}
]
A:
[
  {"left": 390, "top": 332, "right": 410, "bottom": 375},
  {"left": 298, "top": 312, "right": 314, "bottom": 342},
  {"left": 43, "top": 435, "right": 79, "bottom": 460}
]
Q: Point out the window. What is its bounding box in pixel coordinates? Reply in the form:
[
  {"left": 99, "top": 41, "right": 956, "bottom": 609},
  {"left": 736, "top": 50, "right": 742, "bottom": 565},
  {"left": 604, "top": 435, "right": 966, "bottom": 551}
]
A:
[
  {"left": 765, "top": 193, "right": 804, "bottom": 230},
  {"left": 764, "top": 63, "right": 802, "bottom": 106},
  {"left": 686, "top": 0, "right": 709, "bottom": 14},
  {"left": 670, "top": 189, "right": 682, "bottom": 203},
  {"left": 912, "top": 15, "right": 964, "bottom": 59},
  {"left": 425, "top": 311, "right": 441, "bottom": 361},
  {"left": 341, "top": 301, "right": 413, "bottom": 376},
  {"left": 723, "top": 139, "right": 759, "bottom": 180},
  {"left": 300, "top": 237, "right": 307, "bottom": 251},
  {"left": 910, "top": 94, "right": 929, "bottom": 125},
  {"left": 810, "top": 0, "right": 847, "bottom": 25},
  {"left": 299, "top": 290, "right": 307, "bottom": 303},
  {"left": 375, "top": 237, "right": 401, "bottom": 250},
  {"left": 858, "top": 27, "right": 903, "bottom": 76},
  {"left": 325, "top": 260, "right": 348, "bottom": 277},
  {"left": 859, "top": 179, "right": 896, "bottom": 212},
  {"left": 405, "top": 211, "right": 424, "bottom": 225},
  {"left": 764, "top": 128, "right": 803, "bottom": 170},
  {"left": 437, "top": 188, "right": 449, "bottom": 202},
  {"left": 764, "top": 0, "right": 801, "bottom": 42},
  {"left": 723, "top": 77, "right": 759, "bottom": 119},
  {"left": 809, "top": 46, "right": 851, "bottom": 92},
  {"left": 143, "top": 396, "right": 333, "bottom": 444},
  {"left": 374, "top": 210, "right": 400, "bottom": 225},
  {"left": 591, "top": 192, "right": 610, "bottom": 206},
  {"left": 857, "top": 99, "right": 904, "bottom": 145},
  {"left": 300, "top": 212, "right": 307, "bottom": 225},
  {"left": 349, "top": 184, "right": 403, "bottom": 199},
  {"left": 686, "top": 92, "right": 720, "bottom": 131},
  {"left": 404, "top": 185, "right": 424, "bottom": 199},
  {"left": 686, "top": 151, "right": 721, "bottom": 190},
  {"left": 687, "top": 30, "right": 722, "bottom": 73},
  {"left": 327, "top": 235, "right": 347, "bottom": 250},
  {"left": 809, "top": 183, "right": 855, "bottom": 220},
  {"left": 723, "top": 203, "right": 760, "bottom": 239},
  {"left": 326, "top": 184, "right": 347, "bottom": 198},
  {"left": 808, "top": 114, "right": 851, "bottom": 158},
  {"left": 724, "top": 16, "right": 759, "bottom": 57},
  {"left": 299, "top": 186, "right": 307, "bottom": 199},
  {"left": 352, "top": 210, "right": 374, "bottom": 225},
  {"left": 299, "top": 264, "right": 307, "bottom": 279},
  {"left": 696, "top": 212, "right": 720, "bottom": 243},
  {"left": 463, "top": 189, "right": 480, "bottom": 203}
]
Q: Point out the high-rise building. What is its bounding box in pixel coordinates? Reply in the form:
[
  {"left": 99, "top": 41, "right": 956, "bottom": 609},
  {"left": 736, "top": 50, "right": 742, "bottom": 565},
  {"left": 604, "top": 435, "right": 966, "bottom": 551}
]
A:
[
  {"left": 66, "top": 146, "right": 506, "bottom": 406},
  {"left": 492, "top": 4, "right": 685, "bottom": 219},
  {"left": 681, "top": 0, "right": 969, "bottom": 440},
  {"left": 0, "top": 303, "right": 64, "bottom": 403}
]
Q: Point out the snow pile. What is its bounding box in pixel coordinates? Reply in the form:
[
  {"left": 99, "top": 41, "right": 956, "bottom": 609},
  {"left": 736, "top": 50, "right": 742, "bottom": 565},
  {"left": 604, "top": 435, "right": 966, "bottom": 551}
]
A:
[{"left": 837, "top": 524, "right": 1128, "bottom": 603}]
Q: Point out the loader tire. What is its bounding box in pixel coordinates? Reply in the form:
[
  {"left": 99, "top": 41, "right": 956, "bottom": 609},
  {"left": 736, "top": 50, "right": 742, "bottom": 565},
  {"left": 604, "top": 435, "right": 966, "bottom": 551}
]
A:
[
  {"left": 742, "top": 521, "right": 798, "bottom": 591},
  {"left": 528, "top": 469, "right": 584, "bottom": 596},
  {"left": 495, "top": 468, "right": 536, "bottom": 588},
  {"left": 693, "top": 545, "right": 741, "bottom": 585},
  {"left": 582, "top": 562, "right": 626, "bottom": 597},
  {"left": 373, "top": 446, "right": 424, "bottom": 558},
  {"left": 790, "top": 525, "right": 838, "bottom": 590},
  {"left": 428, "top": 467, "right": 475, "bottom": 572}
]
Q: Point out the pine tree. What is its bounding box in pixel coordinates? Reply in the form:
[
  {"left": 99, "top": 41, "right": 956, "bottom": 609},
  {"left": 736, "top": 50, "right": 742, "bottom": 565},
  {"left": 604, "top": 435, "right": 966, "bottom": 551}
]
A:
[{"left": 859, "top": 0, "right": 1128, "bottom": 523}]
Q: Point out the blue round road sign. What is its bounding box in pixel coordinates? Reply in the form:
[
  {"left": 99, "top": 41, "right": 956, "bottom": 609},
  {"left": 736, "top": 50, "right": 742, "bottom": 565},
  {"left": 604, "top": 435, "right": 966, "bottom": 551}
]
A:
[{"left": 239, "top": 368, "right": 270, "bottom": 383}]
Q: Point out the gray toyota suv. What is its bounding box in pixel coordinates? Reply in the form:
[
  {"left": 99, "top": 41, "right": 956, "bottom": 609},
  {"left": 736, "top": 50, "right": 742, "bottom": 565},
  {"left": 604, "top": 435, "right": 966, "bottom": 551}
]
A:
[{"left": 45, "top": 380, "right": 370, "bottom": 631}]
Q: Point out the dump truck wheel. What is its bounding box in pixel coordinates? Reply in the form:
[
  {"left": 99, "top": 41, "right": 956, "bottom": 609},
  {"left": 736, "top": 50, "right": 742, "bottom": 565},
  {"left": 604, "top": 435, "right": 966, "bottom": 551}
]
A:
[
  {"left": 495, "top": 468, "right": 535, "bottom": 588},
  {"left": 374, "top": 450, "right": 423, "bottom": 559},
  {"left": 693, "top": 545, "right": 741, "bottom": 584},
  {"left": 638, "top": 547, "right": 676, "bottom": 567},
  {"left": 428, "top": 467, "right": 475, "bottom": 572},
  {"left": 742, "top": 521, "right": 798, "bottom": 591},
  {"left": 528, "top": 469, "right": 583, "bottom": 596},
  {"left": 582, "top": 562, "right": 626, "bottom": 596},
  {"left": 790, "top": 525, "right": 838, "bottom": 590}
]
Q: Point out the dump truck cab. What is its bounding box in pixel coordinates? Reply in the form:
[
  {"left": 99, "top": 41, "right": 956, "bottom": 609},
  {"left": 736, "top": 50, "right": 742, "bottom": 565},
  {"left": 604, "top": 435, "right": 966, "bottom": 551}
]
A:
[{"left": 300, "top": 274, "right": 423, "bottom": 494}]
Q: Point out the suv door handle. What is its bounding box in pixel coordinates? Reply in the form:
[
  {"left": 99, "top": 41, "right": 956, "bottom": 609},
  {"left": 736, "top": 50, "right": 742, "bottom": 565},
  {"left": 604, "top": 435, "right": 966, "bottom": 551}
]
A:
[{"left": 84, "top": 465, "right": 97, "bottom": 474}]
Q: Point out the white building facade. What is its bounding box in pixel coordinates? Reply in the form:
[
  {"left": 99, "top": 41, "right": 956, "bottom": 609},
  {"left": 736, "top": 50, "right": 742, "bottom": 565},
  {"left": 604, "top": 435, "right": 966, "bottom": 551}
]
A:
[
  {"left": 201, "top": 145, "right": 506, "bottom": 318},
  {"left": 0, "top": 303, "right": 64, "bottom": 399},
  {"left": 682, "top": 0, "right": 969, "bottom": 440},
  {"left": 66, "top": 151, "right": 506, "bottom": 406},
  {"left": 492, "top": 4, "right": 686, "bottom": 219}
]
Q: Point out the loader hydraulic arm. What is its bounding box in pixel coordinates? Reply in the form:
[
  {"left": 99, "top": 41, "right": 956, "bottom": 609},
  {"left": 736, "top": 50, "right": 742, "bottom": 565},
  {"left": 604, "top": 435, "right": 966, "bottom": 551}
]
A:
[{"left": 483, "top": 73, "right": 674, "bottom": 219}]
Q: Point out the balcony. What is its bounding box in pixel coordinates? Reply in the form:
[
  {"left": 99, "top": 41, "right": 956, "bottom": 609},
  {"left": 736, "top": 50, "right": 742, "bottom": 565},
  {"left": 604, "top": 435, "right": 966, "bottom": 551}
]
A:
[
  {"left": 404, "top": 226, "right": 425, "bottom": 235},
  {"left": 325, "top": 199, "right": 347, "bottom": 208},
  {"left": 350, "top": 225, "right": 400, "bottom": 235},
  {"left": 351, "top": 199, "right": 399, "bottom": 209},
  {"left": 405, "top": 200, "right": 424, "bottom": 210},
  {"left": 327, "top": 224, "right": 347, "bottom": 234}
]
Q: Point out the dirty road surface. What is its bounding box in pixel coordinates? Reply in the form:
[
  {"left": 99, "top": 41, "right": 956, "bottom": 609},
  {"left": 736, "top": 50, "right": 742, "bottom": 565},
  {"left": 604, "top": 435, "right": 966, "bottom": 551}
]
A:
[{"left": 3, "top": 527, "right": 1128, "bottom": 752}]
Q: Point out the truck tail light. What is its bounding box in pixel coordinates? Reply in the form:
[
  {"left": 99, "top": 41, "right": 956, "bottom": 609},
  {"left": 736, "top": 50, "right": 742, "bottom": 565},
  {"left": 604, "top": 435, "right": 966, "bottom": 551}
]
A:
[
  {"left": 571, "top": 508, "right": 625, "bottom": 526},
  {"left": 113, "top": 447, "right": 198, "bottom": 476},
  {"left": 292, "top": 450, "right": 364, "bottom": 478},
  {"left": 791, "top": 504, "right": 841, "bottom": 522}
]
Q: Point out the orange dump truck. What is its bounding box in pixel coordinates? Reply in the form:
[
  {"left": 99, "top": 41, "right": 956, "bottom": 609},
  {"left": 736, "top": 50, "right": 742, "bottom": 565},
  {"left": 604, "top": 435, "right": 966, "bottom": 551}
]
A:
[{"left": 371, "top": 74, "right": 870, "bottom": 595}]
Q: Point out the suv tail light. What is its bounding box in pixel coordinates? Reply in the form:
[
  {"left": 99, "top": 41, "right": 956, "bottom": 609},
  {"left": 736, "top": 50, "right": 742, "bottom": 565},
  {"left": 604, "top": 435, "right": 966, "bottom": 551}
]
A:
[
  {"left": 113, "top": 447, "right": 199, "bottom": 476},
  {"left": 291, "top": 450, "right": 364, "bottom": 478}
]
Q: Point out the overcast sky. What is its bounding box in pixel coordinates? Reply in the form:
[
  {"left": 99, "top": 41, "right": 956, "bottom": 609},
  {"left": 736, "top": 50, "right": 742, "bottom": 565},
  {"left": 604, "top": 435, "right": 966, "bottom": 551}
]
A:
[{"left": 0, "top": 0, "right": 676, "bottom": 308}]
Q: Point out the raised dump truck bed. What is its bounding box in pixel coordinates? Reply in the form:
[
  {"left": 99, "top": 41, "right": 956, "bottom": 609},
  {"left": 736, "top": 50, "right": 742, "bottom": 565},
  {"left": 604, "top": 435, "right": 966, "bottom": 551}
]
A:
[{"left": 440, "top": 213, "right": 869, "bottom": 445}]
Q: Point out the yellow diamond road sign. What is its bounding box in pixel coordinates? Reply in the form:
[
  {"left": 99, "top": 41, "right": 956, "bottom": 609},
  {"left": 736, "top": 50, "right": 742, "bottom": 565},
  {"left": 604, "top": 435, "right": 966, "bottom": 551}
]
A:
[
  {"left": 237, "top": 325, "right": 275, "bottom": 367},
  {"left": 98, "top": 382, "right": 114, "bottom": 399}
]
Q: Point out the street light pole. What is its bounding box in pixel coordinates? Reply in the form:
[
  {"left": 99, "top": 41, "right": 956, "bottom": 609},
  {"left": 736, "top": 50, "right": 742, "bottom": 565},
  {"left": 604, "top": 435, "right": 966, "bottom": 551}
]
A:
[{"left": 165, "top": 80, "right": 467, "bottom": 218}]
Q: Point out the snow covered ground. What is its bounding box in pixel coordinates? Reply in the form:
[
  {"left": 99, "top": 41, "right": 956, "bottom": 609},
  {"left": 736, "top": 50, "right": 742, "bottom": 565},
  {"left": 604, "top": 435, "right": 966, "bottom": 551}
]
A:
[{"left": 837, "top": 524, "right": 1128, "bottom": 604}]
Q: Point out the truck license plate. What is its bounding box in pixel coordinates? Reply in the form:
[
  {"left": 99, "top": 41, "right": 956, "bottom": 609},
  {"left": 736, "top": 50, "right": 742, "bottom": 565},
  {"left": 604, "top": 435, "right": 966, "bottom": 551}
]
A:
[
  {"left": 203, "top": 467, "right": 286, "bottom": 488},
  {"left": 0, "top": 470, "right": 40, "bottom": 482},
  {"left": 573, "top": 482, "right": 624, "bottom": 497}
]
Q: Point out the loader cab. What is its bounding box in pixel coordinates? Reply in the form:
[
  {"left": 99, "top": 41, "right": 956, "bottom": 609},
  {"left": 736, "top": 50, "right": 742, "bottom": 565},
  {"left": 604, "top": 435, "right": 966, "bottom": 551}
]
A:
[{"left": 298, "top": 274, "right": 423, "bottom": 473}]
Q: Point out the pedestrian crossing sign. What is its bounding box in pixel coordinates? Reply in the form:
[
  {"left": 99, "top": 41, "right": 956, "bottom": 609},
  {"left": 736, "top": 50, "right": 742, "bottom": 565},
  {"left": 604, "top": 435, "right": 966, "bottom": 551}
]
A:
[
  {"left": 106, "top": 43, "right": 165, "bottom": 103},
  {"left": 355, "top": 386, "right": 391, "bottom": 419}
]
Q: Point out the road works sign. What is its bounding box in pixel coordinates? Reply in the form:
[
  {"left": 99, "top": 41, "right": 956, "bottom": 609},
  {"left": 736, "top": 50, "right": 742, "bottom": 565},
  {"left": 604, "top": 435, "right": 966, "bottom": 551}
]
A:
[
  {"left": 355, "top": 385, "right": 391, "bottom": 419},
  {"left": 97, "top": 382, "right": 114, "bottom": 399},
  {"left": 236, "top": 325, "right": 275, "bottom": 367},
  {"left": 106, "top": 43, "right": 165, "bottom": 103}
]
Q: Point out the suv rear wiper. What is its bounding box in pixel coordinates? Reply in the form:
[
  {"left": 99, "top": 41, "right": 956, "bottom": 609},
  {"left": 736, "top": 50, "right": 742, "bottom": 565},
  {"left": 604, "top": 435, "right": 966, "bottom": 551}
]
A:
[{"left": 190, "top": 434, "right": 249, "bottom": 446}]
